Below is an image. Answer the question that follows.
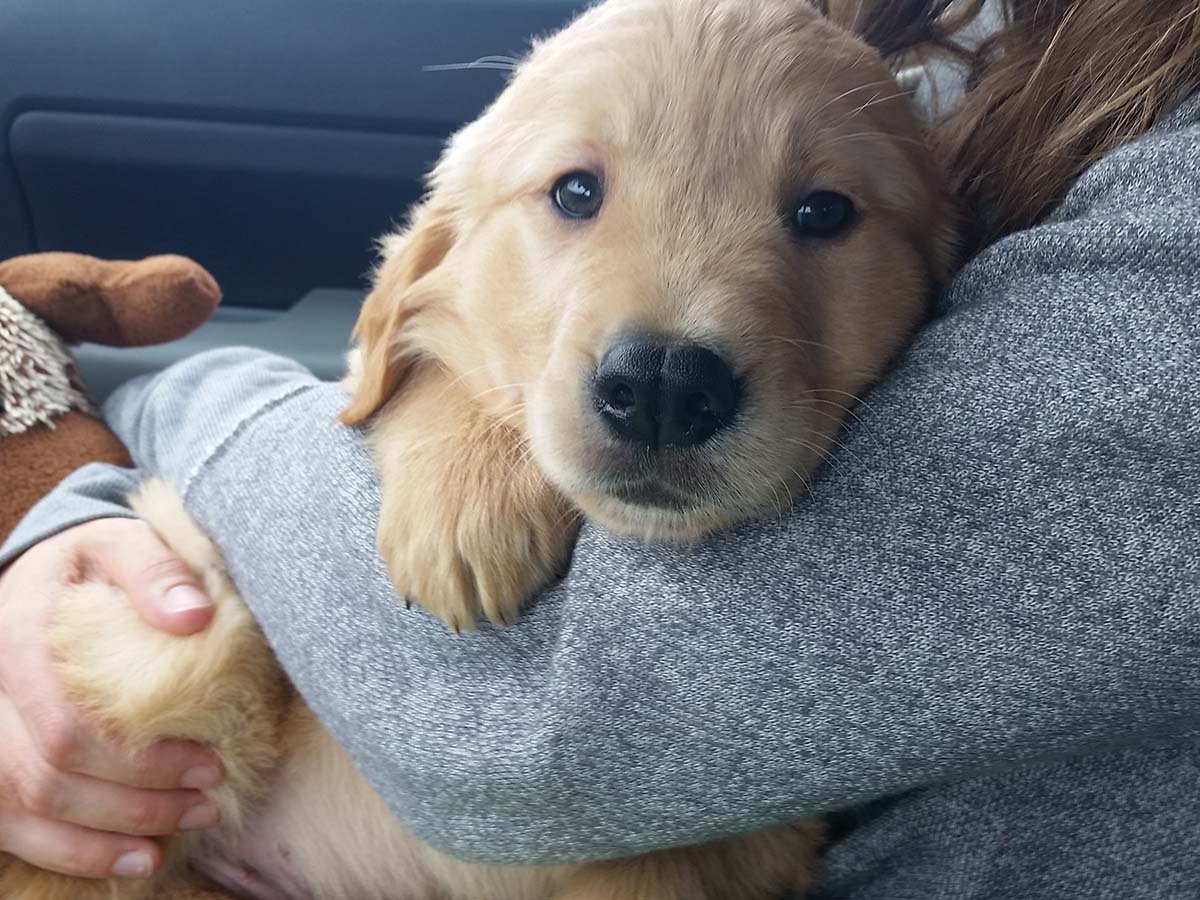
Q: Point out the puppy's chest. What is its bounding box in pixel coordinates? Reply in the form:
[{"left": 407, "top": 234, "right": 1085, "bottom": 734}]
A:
[
  {"left": 192, "top": 789, "right": 436, "bottom": 900},
  {"left": 188, "top": 705, "right": 569, "bottom": 900},
  {"left": 188, "top": 707, "right": 430, "bottom": 900},
  {"left": 191, "top": 816, "right": 321, "bottom": 900}
]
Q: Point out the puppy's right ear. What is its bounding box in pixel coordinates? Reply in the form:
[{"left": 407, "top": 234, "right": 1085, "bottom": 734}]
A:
[{"left": 340, "top": 200, "right": 456, "bottom": 426}]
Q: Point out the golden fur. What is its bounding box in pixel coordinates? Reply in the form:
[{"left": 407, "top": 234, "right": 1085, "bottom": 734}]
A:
[
  {"left": 0, "top": 1, "right": 955, "bottom": 897},
  {"left": 344, "top": 0, "right": 953, "bottom": 629}
]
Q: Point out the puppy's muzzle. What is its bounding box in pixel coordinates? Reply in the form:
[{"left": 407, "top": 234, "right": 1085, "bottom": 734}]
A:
[{"left": 592, "top": 338, "right": 739, "bottom": 450}]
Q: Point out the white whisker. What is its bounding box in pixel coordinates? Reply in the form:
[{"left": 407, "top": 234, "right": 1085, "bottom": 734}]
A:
[
  {"left": 825, "top": 129, "right": 928, "bottom": 149},
  {"left": 786, "top": 399, "right": 882, "bottom": 452},
  {"left": 750, "top": 334, "right": 852, "bottom": 364},
  {"left": 814, "top": 79, "right": 900, "bottom": 118},
  {"left": 845, "top": 91, "right": 911, "bottom": 119},
  {"left": 796, "top": 387, "right": 878, "bottom": 416},
  {"left": 423, "top": 55, "right": 520, "bottom": 73}
]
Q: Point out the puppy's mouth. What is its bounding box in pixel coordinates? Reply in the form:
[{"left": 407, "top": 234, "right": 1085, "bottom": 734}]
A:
[
  {"left": 575, "top": 444, "right": 728, "bottom": 517},
  {"left": 597, "top": 475, "right": 697, "bottom": 511},
  {"left": 568, "top": 451, "right": 747, "bottom": 541}
]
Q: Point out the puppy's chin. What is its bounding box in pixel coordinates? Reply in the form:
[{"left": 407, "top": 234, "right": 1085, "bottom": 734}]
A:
[
  {"left": 574, "top": 489, "right": 741, "bottom": 543},
  {"left": 531, "top": 438, "right": 754, "bottom": 542},
  {"left": 568, "top": 469, "right": 793, "bottom": 542}
]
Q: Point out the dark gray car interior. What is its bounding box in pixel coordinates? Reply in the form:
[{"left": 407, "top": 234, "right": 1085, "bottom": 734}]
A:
[{"left": 2, "top": 0, "right": 585, "bottom": 396}]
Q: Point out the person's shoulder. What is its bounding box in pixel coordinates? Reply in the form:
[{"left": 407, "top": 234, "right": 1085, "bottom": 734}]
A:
[
  {"left": 931, "top": 92, "right": 1200, "bottom": 329},
  {"left": 1155, "top": 89, "right": 1200, "bottom": 136},
  {"left": 1047, "top": 91, "right": 1200, "bottom": 227}
]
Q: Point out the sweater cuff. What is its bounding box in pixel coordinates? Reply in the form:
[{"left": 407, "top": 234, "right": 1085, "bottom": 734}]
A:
[{"left": 0, "top": 463, "right": 140, "bottom": 570}]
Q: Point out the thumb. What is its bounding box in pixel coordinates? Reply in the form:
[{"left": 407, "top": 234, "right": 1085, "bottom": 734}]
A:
[{"left": 85, "top": 519, "right": 214, "bottom": 635}]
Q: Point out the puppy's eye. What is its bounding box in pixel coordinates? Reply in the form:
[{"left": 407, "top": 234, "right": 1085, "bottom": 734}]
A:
[
  {"left": 551, "top": 171, "right": 603, "bottom": 220},
  {"left": 791, "top": 191, "right": 855, "bottom": 237}
]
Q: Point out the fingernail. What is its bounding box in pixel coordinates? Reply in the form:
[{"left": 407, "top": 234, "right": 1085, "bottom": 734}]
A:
[
  {"left": 164, "top": 585, "right": 213, "bottom": 614},
  {"left": 180, "top": 765, "right": 222, "bottom": 789},
  {"left": 112, "top": 851, "right": 154, "bottom": 878},
  {"left": 178, "top": 802, "right": 220, "bottom": 831}
]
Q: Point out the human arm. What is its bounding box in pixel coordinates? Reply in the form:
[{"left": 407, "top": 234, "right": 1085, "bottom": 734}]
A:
[{"left": 4, "top": 106, "right": 1200, "bottom": 866}]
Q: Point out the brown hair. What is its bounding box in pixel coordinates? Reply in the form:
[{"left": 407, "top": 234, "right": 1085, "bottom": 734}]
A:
[{"left": 826, "top": 0, "right": 1200, "bottom": 246}]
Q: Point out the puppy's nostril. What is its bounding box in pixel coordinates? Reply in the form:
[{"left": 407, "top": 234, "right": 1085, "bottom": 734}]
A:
[
  {"left": 685, "top": 392, "right": 711, "bottom": 416},
  {"left": 659, "top": 345, "right": 739, "bottom": 448},
  {"left": 609, "top": 383, "right": 636, "bottom": 411},
  {"left": 593, "top": 339, "right": 667, "bottom": 449}
]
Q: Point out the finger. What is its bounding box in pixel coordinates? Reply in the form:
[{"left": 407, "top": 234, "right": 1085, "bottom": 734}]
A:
[
  {"left": 82, "top": 519, "right": 215, "bottom": 636},
  {"left": 0, "top": 813, "right": 163, "bottom": 880},
  {"left": 0, "top": 588, "right": 135, "bottom": 786},
  {"left": 2, "top": 689, "right": 221, "bottom": 795},
  {"left": 18, "top": 762, "right": 219, "bottom": 836},
  {"left": 25, "top": 712, "right": 223, "bottom": 791}
]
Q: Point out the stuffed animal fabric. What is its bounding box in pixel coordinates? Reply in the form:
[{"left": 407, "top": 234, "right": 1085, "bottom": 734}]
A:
[{"left": 0, "top": 253, "right": 220, "bottom": 541}]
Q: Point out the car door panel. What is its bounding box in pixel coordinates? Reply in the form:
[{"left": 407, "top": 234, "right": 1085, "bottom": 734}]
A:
[{"left": 1, "top": 0, "right": 586, "bottom": 381}]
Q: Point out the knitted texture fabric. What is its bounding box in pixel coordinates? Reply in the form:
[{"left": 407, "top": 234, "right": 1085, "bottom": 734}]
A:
[{"left": 3, "top": 95, "right": 1198, "bottom": 900}]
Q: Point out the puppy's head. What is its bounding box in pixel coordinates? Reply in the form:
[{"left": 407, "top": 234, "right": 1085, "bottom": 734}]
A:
[{"left": 344, "top": 0, "right": 957, "bottom": 541}]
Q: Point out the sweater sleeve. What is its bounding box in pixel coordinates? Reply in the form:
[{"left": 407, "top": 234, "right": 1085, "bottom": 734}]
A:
[
  {"left": 2, "top": 107, "right": 1198, "bottom": 867},
  {"left": 0, "top": 463, "right": 140, "bottom": 567},
  {"left": 173, "top": 106, "right": 1200, "bottom": 864},
  {"left": 0, "top": 349, "right": 319, "bottom": 567}
]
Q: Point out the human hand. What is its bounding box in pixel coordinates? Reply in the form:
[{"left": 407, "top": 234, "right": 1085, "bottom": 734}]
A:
[{"left": 0, "top": 518, "right": 222, "bottom": 878}]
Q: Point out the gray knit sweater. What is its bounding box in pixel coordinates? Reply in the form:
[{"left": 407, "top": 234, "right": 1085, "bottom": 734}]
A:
[{"left": 4, "top": 98, "right": 1199, "bottom": 898}]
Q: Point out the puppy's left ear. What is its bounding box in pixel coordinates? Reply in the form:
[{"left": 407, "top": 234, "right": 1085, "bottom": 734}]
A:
[{"left": 340, "top": 200, "right": 456, "bottom": 426}]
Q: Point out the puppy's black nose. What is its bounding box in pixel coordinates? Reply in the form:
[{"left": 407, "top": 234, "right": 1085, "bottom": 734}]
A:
[{"left": 593, "top": 339, "right": 738, "bottom": 449}]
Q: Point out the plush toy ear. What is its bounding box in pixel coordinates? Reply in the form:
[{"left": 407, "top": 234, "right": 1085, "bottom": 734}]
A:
[
  {"left": 0, "top": 253, "right": 220, "bottom": 346},
  {"left": 339, "top": 200, "right": 458, "bottom": 427}
]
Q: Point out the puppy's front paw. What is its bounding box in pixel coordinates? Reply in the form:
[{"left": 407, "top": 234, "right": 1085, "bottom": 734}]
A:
[{"left": 375, "top": 424, "right": 578, "bottom": 631}]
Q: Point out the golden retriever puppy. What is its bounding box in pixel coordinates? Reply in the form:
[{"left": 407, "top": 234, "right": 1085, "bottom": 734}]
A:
[
  {"left": 341, "top": 0, "right": 955, "bottom": 629},
  {"left": 0, "top": 1, "right": 956, "bottom": 899}
]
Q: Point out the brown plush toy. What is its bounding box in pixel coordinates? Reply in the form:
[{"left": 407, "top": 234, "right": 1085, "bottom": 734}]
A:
[{"left": 0, "top": 253, "right": 221, "bottom": 541}]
